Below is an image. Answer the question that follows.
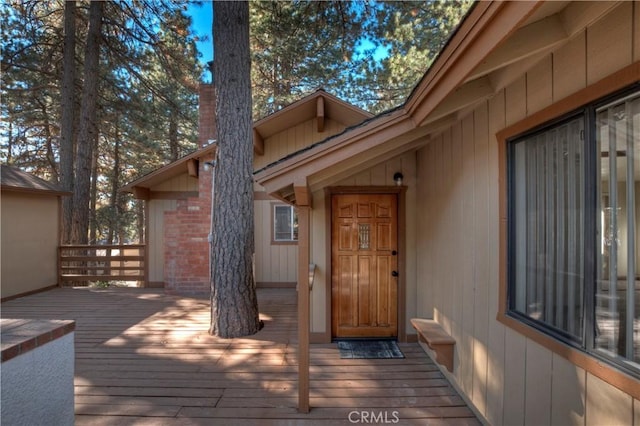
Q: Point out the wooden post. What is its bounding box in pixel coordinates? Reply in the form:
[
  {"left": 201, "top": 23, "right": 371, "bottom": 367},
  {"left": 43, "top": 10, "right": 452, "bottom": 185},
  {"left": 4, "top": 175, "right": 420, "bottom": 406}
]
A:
[{"left": 296, "top": 203, "right": 311, "bottom": 413}]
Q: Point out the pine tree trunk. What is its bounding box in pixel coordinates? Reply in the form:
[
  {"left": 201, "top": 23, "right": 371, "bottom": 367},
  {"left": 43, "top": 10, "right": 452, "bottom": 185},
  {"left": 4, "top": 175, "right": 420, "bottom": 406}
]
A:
[
  {"left": 60, "top": 0, "right": 76, "bottom": 244},
  {"left": 71, "top": 0, "right": 103, "bottom": 244},
  {"left": 209, "top": 0, "right": 260, "bottom": 338}
]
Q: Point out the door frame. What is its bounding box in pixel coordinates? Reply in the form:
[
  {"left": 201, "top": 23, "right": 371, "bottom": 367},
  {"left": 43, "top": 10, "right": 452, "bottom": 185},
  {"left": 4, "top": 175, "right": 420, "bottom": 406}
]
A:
[{"left": 323, "top": 186, "right": 407, "bottom": 342}]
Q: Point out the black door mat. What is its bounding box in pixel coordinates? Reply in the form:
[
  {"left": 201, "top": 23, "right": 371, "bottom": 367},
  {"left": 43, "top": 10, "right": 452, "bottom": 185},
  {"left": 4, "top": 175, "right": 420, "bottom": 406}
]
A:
[{"left": 337, "top": 340, "right": 405, "bottom": 359}]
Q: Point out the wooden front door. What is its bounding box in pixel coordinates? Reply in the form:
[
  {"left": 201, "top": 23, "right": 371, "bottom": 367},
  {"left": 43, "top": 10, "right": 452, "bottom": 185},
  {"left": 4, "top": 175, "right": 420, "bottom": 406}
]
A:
[{"left": 331, "top": 193, "right": 398, "bottom": 338}]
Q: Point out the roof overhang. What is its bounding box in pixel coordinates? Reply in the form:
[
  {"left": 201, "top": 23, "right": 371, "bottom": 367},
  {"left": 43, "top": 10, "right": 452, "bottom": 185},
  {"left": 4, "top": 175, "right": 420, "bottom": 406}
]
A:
[
  {"left": 1, "top": 165, "right": 71, "bottom": 196},
  {"left": 120, "top": 144, "right": 217, "bottom": 198},
  {"left": 253, "top": 89, "right": 373, "bottom": 148},
  {"left": 254, "top": 0, "right": 623, "bottom": 205}
]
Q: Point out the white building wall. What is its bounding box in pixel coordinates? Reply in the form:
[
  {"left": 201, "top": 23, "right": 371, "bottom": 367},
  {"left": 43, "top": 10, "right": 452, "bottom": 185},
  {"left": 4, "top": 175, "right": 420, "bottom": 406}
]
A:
[{"left": 1, "top": 333, "right": 75, "bottom": 426}]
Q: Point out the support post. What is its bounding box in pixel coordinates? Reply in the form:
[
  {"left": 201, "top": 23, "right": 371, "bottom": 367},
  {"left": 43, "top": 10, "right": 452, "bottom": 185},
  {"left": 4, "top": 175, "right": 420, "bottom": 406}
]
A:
[{"left": 297, "top": 203, "right": 311, "bottom": 413}]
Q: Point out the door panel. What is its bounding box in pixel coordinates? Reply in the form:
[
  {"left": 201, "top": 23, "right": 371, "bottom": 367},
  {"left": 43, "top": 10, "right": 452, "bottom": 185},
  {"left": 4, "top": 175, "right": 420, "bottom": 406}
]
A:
[{"left": 331, "top": 193, "right": 398, "bottom": 338}]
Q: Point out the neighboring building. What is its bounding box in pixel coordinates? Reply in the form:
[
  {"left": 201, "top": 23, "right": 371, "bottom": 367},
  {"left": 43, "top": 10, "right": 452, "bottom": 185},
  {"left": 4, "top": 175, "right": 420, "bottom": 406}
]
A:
[
  {"left": 121, "top": 86, "right": 372, "bottom": 294},
  {"left": 254, "top": 1, "right": 640, "bottom": 424},
  {"left": 0, "top": 165, "right": 70, "bottom": 301}
]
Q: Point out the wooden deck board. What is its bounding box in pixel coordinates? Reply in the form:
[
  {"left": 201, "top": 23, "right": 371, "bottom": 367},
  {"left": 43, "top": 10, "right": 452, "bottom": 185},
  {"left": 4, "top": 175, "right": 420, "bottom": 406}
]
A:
[{"left": 1, "top": 287, "right": 479, "bottom": 425}]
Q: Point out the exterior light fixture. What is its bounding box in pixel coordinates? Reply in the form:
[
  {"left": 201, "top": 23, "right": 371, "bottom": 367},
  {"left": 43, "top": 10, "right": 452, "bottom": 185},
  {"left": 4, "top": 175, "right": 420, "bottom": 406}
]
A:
[
  {"left": 393, "top": 172, "right": 404, "bottom": 186},
  {"left": 203, "top": 161, "right": 216, "bottom": 171}
]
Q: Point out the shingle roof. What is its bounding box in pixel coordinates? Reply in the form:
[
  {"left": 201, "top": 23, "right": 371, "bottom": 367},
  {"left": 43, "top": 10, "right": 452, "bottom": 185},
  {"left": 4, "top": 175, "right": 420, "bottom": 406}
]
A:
[{"left": 1, "top": 165, "right": 70, "bottom": 195}]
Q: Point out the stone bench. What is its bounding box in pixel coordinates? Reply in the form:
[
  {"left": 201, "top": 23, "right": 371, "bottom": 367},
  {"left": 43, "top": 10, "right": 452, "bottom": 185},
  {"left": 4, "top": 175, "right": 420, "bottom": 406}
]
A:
[{"left": 410, "top": 318, "right": 455, "bottom": 372}]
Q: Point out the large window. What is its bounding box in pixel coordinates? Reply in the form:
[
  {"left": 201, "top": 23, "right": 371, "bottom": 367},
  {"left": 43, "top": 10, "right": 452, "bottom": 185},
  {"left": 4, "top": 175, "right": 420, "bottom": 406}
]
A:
[
  {"left": 273, "top": 205, "right": 298, "bottom": 242},
  {"left": 508, "top": 87, "right": 639, "bottom": 375}
]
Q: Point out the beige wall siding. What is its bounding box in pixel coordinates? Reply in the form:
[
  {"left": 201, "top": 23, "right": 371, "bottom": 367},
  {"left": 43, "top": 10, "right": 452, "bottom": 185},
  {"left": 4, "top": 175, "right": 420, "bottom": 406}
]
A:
[
  {"left": 586, "top": 3, "right": 634, "bottom": 86},
  {"left": 415, "top": 4, "right": 637, "bottom": 424},
  {"left": 585, "top": 373, "right": 633, "bottom": 426},
  {"left": 309, "top": 189, "right": 327, "bottom": 333},
  {"left": 147, "top": 175, "right": 195, "bottom": 283},
  {"left": 485, "top": 90, "right": 507, "bottom": 426},
  {"left": 147, "top": 199, "right": 176, "bottom": 283},
  {"left": 153, "top": 174, "right": 198, "bottom": 192},
  {"left": 254, "top": 196, "right": 298, "bottom": 284},
  {"left": 1, "top": 193, "right": 60, "bottom": 298},
  {"left": 550, "top": 354, "right": 586, "bottom": 425},
  {"left": 254, "top": 118, "right": 347, "bottom": 170}
]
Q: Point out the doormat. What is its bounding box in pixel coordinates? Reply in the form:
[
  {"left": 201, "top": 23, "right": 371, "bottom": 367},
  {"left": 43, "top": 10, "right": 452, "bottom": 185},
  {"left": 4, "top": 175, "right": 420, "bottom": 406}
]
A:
[{"left": 337, "top": 340, "right": 404, "bottom": 359}]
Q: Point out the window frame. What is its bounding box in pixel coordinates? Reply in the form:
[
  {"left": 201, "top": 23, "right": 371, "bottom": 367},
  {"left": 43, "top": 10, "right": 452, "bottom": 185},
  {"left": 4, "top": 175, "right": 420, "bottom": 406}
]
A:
[
  {"left": 496, "top": 63, "right": 640, "bottom": 400},
  {"left": 506, "top": 85, "right": 640, "bottom": 376},
  {"left": 271, "top": 203, "right": 298, "bottom": 244},
  {"left": 506, "top": 110, "right": 589, "bottom": 348}
]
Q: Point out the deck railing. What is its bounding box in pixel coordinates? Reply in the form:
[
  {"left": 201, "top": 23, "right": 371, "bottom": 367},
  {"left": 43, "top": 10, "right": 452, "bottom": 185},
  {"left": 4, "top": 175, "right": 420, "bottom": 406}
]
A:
[{"left": 58, "top": 244, "right": 146, "bottom": 286}]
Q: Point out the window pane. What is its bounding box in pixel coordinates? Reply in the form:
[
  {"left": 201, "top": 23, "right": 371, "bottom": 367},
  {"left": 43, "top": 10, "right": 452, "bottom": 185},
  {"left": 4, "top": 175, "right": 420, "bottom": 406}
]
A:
[
  {"left": 274, "top": 205, "right": 298, "bottom": 241},
  {"left": 595, "top": 91, "right": 640, "bottom": 365},
  {"left": 511, "top": 116, "right": 585, "bottom": 339}
]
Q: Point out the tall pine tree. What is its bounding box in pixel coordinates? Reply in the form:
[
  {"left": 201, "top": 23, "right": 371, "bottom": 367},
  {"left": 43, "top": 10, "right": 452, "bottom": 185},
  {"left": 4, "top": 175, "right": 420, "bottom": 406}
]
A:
[{"left": 209, "top": 1, "right": 260, "bottom": 338}]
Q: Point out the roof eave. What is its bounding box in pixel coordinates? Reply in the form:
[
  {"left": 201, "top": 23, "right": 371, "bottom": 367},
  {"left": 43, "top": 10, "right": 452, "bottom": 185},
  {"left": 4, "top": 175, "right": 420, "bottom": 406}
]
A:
[
  {"left": 120, "top": 144, "right": 217, "bottom": 194},
  {"left": 254, "top": 1, "right": 544, "bottom": 203}
]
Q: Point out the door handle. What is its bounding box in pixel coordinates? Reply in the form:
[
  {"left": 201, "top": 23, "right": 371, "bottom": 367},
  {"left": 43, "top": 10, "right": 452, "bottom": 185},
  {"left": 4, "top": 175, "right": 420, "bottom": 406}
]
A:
[
  {"left": 392, "top": 250, "right": 398, "bottom": 256},
  {"left": 391, "top": 271, "right": 399, "bottom": 277}
]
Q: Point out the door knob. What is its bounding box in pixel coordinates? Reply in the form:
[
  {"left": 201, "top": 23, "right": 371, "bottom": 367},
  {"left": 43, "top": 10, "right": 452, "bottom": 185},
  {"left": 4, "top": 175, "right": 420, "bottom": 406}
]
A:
[
  {"left": 392, "top": 250, "right": 398, "bottom": 256},
  {"left": 391, "top": 271, "right": 399, "bottom": 277}
]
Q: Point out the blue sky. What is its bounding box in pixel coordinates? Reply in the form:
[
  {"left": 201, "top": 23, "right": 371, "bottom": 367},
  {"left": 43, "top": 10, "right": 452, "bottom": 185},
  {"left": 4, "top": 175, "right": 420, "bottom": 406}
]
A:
[
  {"left": 186, "top": 2, "right": 213, "bottom": 66},
  {"left": 185, "top": 2, "right": 389, "bottom": 75}
]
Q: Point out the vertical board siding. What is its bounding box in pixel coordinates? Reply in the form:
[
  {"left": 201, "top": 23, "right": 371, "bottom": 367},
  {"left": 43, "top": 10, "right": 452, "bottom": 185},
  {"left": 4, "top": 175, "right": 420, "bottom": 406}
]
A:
[
  {"left": 486, "top": 92, "right": 506, "bottom": 426},
  {"left": 148, "top": 199, "right": 176, "bottom": 282},
  {"left": 551, "top": 354, "right": 586, "bottom": 426},
  {"left": 310, "top": 190, "right": 326, "bottom": 333},
  {"left": 527, "top": 56, "right": 553, "bottom": 115},
  {"left": 460, "top": 115, "right": 475, "bottom": 397},
  {"left": 253, "top": 198, "right": 298, "bottom": 284},
  {"left": 524, "top": 340, "right": 552, "bottom": 425},
  {"left": 552, "top": 33, "right": 587, "bottom": 102},
  {"left": 414, "top": 6, "right": 637, "bottom": 424},
  {"left": 586, "top": 2, "right": 634, "bottom": 85},
  {"left": 472, "top": 103, "right": 490, "bottom": 416},
  {"left": 502, "top": 328, "right": 527, "bottom": 425},
  {"left": 254, "top": 118, "right": 347, "bottom": 171},
  {"left": 585, "top": 373, "right": 633, "bottom": 426}
]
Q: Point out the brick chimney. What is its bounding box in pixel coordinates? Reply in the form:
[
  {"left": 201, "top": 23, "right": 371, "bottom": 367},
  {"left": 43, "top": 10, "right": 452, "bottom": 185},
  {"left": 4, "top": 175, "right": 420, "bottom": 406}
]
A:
[
  {"left": 163, "top": 83, "right": 216, "bottom": 295},
  {"left": 198, "top": 84, "right": 216, "bottom": 148}
]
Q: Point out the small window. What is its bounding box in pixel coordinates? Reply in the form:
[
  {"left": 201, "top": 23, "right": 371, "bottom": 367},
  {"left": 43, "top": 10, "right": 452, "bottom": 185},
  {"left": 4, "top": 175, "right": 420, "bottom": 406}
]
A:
[
  {"left": 273, "top": 205, "right": 298, "bottom": 242},
  {"left": 507, "top": 87, "right": 640, "bottom": 375}
]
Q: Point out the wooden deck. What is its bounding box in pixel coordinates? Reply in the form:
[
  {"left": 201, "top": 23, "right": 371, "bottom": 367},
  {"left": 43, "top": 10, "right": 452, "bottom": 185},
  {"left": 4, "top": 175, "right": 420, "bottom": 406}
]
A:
[{"left": 1, "top": 287, "right": 480, "bottom": 425}]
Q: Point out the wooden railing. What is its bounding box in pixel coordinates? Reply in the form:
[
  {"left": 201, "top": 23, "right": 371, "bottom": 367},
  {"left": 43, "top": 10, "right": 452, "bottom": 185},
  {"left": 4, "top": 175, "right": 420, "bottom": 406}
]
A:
[{"left": 58, "top": 244, "right": 146, "bottom": 286}]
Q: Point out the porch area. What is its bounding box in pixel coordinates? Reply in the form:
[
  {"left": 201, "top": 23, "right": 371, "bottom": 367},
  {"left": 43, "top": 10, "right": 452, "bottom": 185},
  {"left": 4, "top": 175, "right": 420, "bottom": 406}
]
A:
[{"left": 0, "top": 287, "right": 480, "bottom": 425}]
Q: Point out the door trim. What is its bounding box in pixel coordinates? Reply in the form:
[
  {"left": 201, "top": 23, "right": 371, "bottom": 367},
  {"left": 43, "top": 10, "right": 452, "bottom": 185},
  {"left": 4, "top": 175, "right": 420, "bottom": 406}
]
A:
[{"left": 322, "top": 186, "right": 407, "bottom": 343}]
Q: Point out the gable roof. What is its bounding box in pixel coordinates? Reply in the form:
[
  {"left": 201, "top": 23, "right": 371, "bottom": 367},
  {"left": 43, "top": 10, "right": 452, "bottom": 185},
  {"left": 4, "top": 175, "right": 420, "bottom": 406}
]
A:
[
  {"left": 254, "top": 1, "right": 625, "bottom": 204},
  {"left": 120, "top": 144, "right": 217, "bottom": 194},
  {"left": 1, "top": 165, "right": 70, "bottom": 196},
  {"left": 253, "top": 89, "right": 373, "bottom": 141},
  {"left": 121, "top": 90, "right": 371, "bottom": 194}
]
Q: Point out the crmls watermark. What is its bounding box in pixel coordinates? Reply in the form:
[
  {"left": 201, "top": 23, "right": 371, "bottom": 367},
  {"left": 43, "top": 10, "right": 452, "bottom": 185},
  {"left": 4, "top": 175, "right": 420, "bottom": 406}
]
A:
[{"left": 348, "top": 410, "right": 400, "bottom": 424}]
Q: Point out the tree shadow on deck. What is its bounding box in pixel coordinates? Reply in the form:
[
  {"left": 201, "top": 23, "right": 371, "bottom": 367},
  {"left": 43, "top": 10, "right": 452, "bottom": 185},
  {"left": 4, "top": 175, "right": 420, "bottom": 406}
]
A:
[{"left": 1, "top": 287, "right": 478, "bottom": 425}]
